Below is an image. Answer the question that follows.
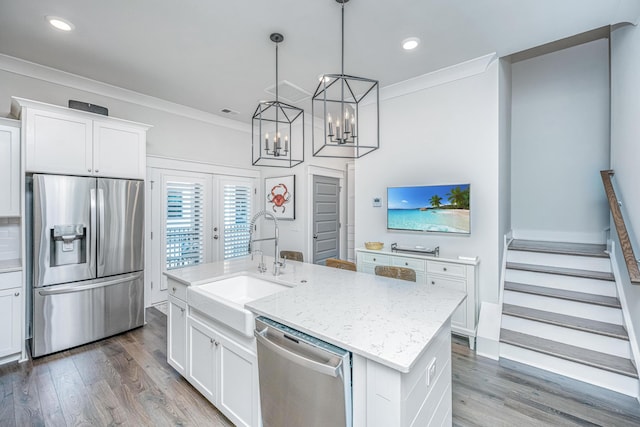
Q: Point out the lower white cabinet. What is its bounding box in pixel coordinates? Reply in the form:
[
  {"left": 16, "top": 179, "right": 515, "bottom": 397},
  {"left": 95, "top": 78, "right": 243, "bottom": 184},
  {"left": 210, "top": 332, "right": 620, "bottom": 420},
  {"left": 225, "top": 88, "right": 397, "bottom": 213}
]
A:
[
  {"left": 186, "top": 315, "right": 259, "bottom": 427},
  {"left": 0, "top": 287, "right": 22, "bottom": 359},
  {"left": 357, "top": 248, "right": 479, "bottom": 348},
  {"left": 167, "top": 295, "right": 187, "bottom": 375}
]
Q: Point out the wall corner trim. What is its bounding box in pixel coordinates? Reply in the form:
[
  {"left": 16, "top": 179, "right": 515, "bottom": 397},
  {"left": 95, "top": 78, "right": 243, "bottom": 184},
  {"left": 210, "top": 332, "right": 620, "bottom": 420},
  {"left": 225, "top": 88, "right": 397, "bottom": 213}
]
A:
[
  {"left": 0, "top": 53, "right": 251, "bottom": 133},
  {"left": 379, "top": 53, "right": 498, "bottom": 102}
]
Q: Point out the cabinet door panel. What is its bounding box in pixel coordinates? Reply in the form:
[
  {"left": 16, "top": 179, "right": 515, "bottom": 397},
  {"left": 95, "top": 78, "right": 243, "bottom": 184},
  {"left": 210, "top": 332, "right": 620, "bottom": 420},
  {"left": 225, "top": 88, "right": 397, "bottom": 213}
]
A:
[
  {"left": 167, "top": 297, "right": 187, "bottom": 375},
  {"left": 187, "top": 318, "right": 217, "bottom": 402},
  {"left": 25, "top": 109, "right": 92, "bottom": 175},
  {"left": 93, "top": 121, "right": 146, "bottom": 179},
  {"left": 428, "top": 275, "right": 466, "bottom": 329},
  {"left": 0, "top": 123, "right": 20, "bottom": 216},
  {"left": 218, "top": 335, "right": 257, "bottom": 427},
  {"left": 0, "top": 288, "right": 21, "bottom": 357}
]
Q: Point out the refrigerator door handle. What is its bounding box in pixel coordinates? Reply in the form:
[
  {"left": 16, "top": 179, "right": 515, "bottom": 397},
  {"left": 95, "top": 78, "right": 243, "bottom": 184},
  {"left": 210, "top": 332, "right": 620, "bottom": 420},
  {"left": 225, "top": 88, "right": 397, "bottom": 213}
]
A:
[
  {"left": 37, "top": 272, "right": 142, "bottom": 296},
  {"left": 98, "top": 187, "right": 106, "bottom": 273},
  {"left": 90, "top": 188, "right": 97, "bottom": 274}
]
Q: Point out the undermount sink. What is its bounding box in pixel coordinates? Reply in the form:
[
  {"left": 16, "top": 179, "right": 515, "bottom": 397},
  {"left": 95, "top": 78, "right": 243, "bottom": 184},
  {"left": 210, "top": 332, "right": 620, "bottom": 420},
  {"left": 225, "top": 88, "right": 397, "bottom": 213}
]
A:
[{"left": 187, "top": 274, "right": 289, "bottom": 337}]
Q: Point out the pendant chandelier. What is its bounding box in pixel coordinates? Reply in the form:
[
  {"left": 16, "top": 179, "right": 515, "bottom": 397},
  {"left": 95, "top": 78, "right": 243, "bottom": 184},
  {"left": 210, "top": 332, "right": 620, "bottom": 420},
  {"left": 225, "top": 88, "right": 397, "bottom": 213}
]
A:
[
  {"left": 252, "top": 33, "right": 304, "bottom": 168},
  {"left": 312, "top": 0, "right": 379, "bottom": 159}
]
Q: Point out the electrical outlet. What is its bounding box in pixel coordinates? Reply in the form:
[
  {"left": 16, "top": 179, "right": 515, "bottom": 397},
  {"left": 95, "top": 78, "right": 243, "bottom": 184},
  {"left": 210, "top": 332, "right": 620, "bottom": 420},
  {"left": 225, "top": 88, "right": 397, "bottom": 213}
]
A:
[{"left": 426, "top": 357, "right": 437, "bottom": 387}]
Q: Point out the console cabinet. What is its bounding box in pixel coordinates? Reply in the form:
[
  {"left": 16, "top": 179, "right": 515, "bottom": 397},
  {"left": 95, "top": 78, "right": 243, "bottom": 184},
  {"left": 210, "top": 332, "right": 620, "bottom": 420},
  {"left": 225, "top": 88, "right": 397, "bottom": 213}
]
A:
[
  {"left": 0, "top": 119, "right": 20, "bottom": 217},
  {"left": 11, "top": 97, "right": 150, "bottom": 180},
  {"left": 356, "top": 248, "right": 479, "bottom": 348}
]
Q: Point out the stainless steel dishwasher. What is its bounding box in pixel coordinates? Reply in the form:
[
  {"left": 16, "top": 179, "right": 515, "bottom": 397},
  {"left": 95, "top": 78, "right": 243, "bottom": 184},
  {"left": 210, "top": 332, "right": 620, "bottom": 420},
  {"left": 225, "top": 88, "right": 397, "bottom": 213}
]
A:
[{"left": 254, "top": 317, "right": 352, "bottom": 427}]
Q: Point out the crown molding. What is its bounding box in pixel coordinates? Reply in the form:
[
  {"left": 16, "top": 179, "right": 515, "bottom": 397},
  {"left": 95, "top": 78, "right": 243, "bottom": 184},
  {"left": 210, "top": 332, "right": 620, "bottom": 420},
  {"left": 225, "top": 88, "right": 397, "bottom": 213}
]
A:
[
  {"left": 0, "top": 53, "right": 250, "bottom": 133},
  {"left": 378, "top": 53, "right": 498, "bottom": 102}
]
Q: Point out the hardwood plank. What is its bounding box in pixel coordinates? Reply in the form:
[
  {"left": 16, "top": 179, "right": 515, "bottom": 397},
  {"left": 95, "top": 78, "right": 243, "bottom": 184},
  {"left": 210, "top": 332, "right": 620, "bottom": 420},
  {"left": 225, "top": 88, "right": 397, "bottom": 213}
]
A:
[
  {"left": 50, "top": 364, "right": 103, "bottom": 426},
  {"left": 33, "top": 368, "right": 66, "bottom": 427},
  {"left": 505, "top": 281, "right": 621, "bottom": 308},
  {"left": 509, "top": 239, "right": 608, "bottom": 258},
  {"left": 503, "top": 303, "right": 629, "bottom": 339},
  {"left": 12, "top": 364, "right": 45, "bottom": 427},
  {"left": 500, "top": 329, "right": 638, "bottom": 378},
  {"left": 0, "top": 367, "right": 16, "bottom": 427},
  {"left": 506, "top": 262, "right": 615, "bottom": 281}
]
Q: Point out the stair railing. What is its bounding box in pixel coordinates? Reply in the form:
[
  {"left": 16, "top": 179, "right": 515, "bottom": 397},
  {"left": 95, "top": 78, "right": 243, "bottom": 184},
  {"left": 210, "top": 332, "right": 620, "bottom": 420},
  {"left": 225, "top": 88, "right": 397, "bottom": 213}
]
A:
[{"left": 600, "top": 170, "right": 640, "bottom": 284}]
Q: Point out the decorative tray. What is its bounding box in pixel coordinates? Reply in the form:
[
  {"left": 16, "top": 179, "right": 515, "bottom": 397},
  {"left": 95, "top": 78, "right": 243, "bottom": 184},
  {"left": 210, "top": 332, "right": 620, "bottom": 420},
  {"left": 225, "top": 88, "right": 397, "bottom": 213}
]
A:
[{"left": 390, "top": 243, "right": 439, "bottom": 257}]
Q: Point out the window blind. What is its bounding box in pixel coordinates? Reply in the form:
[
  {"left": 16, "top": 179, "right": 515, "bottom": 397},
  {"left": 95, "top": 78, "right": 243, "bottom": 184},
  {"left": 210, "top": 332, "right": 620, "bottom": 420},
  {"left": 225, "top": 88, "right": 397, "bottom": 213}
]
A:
[
  {"left": 223, "top": 184, "right": 252, "bottom": 259},
  {"left": 166, "top": 181, "right": 204, "bottom": 269}
]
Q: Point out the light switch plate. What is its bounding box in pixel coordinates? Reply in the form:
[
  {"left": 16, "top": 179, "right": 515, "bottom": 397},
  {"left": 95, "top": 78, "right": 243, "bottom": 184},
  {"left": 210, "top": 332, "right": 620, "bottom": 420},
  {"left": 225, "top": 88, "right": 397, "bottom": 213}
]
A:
[{"left": 372, "top": 197, "right": 382, "bottom": 207}]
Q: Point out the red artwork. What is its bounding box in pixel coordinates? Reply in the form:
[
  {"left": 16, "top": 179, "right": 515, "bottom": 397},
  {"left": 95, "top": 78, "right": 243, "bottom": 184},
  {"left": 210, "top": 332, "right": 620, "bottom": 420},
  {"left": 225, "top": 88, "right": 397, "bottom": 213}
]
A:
[{"left": 267, "top": 183, "right": 291, "bottom": 213}]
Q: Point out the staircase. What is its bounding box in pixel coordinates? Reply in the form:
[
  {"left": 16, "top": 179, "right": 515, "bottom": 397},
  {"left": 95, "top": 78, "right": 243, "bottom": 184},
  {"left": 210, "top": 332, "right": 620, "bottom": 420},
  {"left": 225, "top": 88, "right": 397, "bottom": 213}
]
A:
[{"left": 499, "top": 239, "right": 638, "bottom": 397}]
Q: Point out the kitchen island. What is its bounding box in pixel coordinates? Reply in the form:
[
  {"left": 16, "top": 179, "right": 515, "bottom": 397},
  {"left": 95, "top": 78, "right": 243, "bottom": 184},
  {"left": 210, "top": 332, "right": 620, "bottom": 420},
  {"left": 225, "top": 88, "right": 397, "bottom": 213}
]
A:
[{"left": 165, "top": 256, "right": 466, "bottom": 426}]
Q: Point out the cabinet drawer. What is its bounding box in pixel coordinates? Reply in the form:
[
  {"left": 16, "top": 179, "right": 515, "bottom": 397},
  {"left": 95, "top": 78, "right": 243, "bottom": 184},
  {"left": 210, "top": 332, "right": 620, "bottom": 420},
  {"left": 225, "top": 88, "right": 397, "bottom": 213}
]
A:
[
  {"left": 427, "top": 261, "right": 465, "bottom": 278},
  {"left": 360, "top": 253, "right": 390, "bottom": 265},
  {"left": 0, "top": 271, "right": 21, "bottom": 291},
  {"left": 168, "top": 279, "right": 188, "bottom": 301},
  {"left": 391, "top": 257, "right": 426, "bottom": 273},
  {"left": 427, "top": 275, "right": 465, "bottom": 293}
]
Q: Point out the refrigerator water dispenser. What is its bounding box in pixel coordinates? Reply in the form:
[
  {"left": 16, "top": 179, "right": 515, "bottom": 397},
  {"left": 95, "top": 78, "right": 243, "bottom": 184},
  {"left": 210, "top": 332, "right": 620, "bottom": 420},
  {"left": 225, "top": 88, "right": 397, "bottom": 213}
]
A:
[{"left": 50, "top": 224, "right": 86, "bottom": 266}]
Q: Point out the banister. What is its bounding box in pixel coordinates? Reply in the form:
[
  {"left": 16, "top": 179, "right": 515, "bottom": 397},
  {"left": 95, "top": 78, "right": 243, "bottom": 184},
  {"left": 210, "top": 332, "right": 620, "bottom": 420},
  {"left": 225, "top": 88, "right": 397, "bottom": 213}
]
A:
[{"left": 600, "top": 170, "right": 640, "bottom": 284}]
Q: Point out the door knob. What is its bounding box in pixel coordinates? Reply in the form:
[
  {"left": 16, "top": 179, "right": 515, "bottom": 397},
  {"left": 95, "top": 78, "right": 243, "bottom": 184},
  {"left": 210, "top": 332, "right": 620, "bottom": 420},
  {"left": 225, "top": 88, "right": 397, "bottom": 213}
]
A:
[
  {"left": 213, "top": 235, "right": 219, "bottom": 240},
  {"left": 313, "top": 234, "right": 318, "bottom": 239}
]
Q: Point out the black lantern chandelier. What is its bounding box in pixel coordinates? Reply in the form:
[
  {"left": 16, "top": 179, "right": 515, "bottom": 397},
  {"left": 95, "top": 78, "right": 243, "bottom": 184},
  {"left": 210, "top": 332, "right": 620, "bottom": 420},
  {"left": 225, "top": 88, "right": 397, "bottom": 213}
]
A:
[
  {"left": 252, "top": 33, "right": 304, "bottom": 168},
  {"left": 312, "top": 0, "right": 379, "bottom": 159}
]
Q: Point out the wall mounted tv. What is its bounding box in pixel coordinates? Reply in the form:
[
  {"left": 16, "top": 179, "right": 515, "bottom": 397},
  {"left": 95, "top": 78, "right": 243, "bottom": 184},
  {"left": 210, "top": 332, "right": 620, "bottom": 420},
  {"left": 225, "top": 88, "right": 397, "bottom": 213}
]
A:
[{"left": 387, "top": 184, "right": 470, "bottom": 234}]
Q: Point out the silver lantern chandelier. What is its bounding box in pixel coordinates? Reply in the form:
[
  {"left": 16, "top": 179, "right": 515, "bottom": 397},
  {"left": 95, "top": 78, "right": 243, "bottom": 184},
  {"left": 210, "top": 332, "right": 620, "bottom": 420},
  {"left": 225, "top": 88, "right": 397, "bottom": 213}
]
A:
[{"left": 312, "top": 0, "right": 379, "bottom": 159}]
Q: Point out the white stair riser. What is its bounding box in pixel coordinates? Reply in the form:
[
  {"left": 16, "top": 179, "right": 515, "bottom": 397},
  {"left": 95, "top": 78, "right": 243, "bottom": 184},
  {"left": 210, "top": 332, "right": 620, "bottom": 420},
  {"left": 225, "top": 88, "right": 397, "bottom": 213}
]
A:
[
  {"left": 507, "top": 251, "right": 611, "bottom": 273},
  {"left": 500, "top": 343, "right": 638, "bottom": 397},
  {"left": 503, "top": 291, "right": 623, "bottom": 325},
  {"left": 505, "top": 269, "right": 616, "bottom": 297},
  {"left": 501, "top": 317, "right": 630, "bottom": 359}
]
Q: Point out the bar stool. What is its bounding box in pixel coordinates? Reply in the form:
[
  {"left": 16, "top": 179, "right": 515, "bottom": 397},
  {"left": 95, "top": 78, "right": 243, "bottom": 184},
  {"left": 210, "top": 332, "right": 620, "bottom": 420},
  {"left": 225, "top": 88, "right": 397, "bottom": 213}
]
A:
[
  {"left": 280, "top": 250, "right": 303, "bottom": 262},
  {"left": 374, "top": 265, "right": 416, "bottom": 282},
  {"left": 325, "top": 258, "right": 357, "bottom": 271}
]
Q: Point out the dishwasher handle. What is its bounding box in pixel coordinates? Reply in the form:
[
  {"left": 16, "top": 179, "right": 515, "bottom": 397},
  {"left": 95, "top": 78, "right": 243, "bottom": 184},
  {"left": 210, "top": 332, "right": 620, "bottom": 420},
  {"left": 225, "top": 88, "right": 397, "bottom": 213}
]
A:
[{"left": 255, "top": 328, "right": 342, "bottom": 378}]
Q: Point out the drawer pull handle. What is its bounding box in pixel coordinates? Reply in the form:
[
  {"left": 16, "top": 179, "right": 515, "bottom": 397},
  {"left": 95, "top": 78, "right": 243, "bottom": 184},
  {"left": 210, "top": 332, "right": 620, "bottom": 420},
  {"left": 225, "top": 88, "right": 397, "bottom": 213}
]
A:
[
  {"left": 172, "top": 287, "right": 176, "bottom": 292},
  {"left": 405, "top": 262, "right": 408, "bottom": 266},
  {"left": 180, "top": 307, "right": 185, "bottom": 313},
  {"left": 373, "top": 258, "right": 376, "bottom": 261},
  {"left": 88, "top": 169, "right": 92, "bottom": 173},
  {"left": 443, "top": 267, "right": 447, "bottom": 271},
  {"left": 14, "top": 292, "right": 20, "bottom": 296},
  {"left": 431, "top": 281, "right": 435, "bottom": 285}
]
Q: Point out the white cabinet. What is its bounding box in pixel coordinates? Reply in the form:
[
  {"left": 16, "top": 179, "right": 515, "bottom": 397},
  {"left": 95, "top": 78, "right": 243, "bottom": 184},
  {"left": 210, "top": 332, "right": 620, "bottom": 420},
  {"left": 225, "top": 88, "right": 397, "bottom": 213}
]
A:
[
  {"left": 0, "top": 119, "right": 21, "bottom": 216},
  {"left": 0, "top": 271, "right": 22, "bottom": 360},
  {"left": 12, "top": 97, "right": 150, "bottom": 180},
  {"left": 167, "top": 295, "right": 187, "bottom": 375},
  {"left": 357, "top": 248, "right": 479, "bottom": 348},
  {"left": 186, "top": 314, "right": 259, "bottom": 427}
]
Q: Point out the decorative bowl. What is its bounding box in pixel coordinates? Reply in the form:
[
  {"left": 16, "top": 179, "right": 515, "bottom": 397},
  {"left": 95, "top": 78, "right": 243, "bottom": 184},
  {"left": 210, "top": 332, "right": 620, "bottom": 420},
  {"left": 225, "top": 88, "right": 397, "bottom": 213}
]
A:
[{"left": 364, "top": 242, "right": 384, "bottom": 250}]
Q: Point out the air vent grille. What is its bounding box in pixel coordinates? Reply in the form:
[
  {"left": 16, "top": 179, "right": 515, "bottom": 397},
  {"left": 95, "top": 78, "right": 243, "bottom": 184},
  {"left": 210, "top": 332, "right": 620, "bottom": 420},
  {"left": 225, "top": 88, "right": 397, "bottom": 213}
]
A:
[{"left": 265, "top": 80, "right": 311, "bottom": 104}]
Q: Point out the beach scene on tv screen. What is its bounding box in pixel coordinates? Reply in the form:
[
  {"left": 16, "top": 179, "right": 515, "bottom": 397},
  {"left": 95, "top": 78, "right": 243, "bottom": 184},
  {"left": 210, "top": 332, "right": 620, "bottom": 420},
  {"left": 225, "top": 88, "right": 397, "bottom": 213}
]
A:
[{"left": 387, "top": 184, "right": 470, "bottom": 233}]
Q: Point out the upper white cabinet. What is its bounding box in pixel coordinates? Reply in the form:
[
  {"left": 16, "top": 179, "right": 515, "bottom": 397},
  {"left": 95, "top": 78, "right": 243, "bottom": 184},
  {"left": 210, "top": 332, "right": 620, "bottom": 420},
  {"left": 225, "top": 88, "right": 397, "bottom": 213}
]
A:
[
  {"left": 0, "top": 118, "right": 21, "bottom": 216},
  {"left": 12, "top": 97, "right": 151, "bottom": 180}
]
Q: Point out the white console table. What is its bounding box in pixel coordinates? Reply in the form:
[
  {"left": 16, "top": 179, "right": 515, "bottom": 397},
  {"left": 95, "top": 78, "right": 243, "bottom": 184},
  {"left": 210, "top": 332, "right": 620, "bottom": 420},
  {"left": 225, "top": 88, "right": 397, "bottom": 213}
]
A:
[{"left": 356, "top": 248, "right": 479, "bottom": 349}]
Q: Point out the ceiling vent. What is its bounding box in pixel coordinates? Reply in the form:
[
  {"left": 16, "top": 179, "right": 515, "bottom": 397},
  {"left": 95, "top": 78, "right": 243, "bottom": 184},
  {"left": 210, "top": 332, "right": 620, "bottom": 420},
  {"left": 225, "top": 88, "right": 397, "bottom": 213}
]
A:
[
  {"left": 220, "top": 108, "right": 239, "bottom": 115},
  {"left": 265, "top": 80, "right": 311, "bottom": 104}
]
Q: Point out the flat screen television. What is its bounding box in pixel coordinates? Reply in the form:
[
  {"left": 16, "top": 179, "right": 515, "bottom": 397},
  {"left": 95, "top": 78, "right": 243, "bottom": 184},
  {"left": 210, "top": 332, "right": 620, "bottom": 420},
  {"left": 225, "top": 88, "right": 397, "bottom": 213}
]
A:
[{"left": 387, "top": 184, "right": 470, "bottom": 234}]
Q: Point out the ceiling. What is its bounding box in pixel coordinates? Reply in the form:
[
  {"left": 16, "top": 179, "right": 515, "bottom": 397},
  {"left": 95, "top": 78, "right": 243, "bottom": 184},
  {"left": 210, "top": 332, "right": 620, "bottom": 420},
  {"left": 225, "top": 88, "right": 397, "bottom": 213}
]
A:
[{"left": 0, "top": 0, "right": 638, "bottom": 124}]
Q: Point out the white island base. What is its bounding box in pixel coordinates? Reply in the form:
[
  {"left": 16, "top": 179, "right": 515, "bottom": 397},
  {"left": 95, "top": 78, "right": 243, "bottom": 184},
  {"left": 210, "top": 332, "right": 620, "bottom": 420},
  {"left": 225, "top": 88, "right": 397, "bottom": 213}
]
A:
[{"left": 352, "top": 322, "right": 452, "bottom": 427}]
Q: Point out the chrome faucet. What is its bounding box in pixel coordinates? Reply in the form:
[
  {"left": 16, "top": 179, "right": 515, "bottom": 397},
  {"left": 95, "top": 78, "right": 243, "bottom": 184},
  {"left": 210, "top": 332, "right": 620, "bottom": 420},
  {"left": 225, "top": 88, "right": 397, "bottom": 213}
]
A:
[{"left": 248, "top": 210, "right": 283, "bottom": 276}]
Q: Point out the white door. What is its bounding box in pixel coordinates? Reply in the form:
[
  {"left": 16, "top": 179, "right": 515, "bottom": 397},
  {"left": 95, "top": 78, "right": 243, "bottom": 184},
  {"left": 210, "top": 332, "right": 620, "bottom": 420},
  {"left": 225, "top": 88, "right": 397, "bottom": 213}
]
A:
[
  {"left": 215, "top": 177, "right": 255, "bottom": 260},
  {"left": 154, "top": 172, "right": 213, "bottom": 302}
]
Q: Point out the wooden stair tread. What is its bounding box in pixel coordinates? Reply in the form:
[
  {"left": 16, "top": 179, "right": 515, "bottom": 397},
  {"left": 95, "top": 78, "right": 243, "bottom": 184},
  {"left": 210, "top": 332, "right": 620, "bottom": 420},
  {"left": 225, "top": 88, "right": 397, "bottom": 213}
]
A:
[
  {"left": 500, "top": 329, "right": 638, "bottom": 378},
  {"left": 502, "top": 303, "right": 628, "bottom": 340},
  {"left": 504, "top": 282, "right": 620, "bottom": 308},
  {"left": 506, "top": 262, "right": 614, "bottom": 281},
  {"left": 509, "top": 239, "right": 609, "bottom": 258}
]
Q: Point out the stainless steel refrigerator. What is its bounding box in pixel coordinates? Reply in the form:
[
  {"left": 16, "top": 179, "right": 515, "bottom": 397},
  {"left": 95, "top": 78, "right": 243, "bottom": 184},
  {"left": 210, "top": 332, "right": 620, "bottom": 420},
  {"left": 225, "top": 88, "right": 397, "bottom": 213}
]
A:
[{"left": 30, "top": 174, "right": 144, "bottom": 357}]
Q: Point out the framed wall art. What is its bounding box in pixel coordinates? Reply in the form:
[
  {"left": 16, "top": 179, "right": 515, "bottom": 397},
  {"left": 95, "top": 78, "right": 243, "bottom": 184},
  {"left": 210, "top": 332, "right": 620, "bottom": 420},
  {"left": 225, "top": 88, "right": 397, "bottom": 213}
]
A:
[{"left": 265, "top": 175, "right": 295, "bottom": 220}]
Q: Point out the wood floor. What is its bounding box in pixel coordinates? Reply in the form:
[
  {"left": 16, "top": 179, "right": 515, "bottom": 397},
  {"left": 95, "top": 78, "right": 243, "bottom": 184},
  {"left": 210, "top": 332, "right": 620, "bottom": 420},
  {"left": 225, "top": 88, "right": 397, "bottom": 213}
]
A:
[{"left": 1, "top": 308, "right": 640, "bottom": 426}]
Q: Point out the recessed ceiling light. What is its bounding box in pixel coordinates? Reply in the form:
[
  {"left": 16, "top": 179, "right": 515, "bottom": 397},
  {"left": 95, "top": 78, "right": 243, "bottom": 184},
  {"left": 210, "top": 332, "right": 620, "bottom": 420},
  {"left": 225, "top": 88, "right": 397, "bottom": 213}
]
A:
[
  {"left": 46, "top": 16, "right": 74, "bottom": 31},
  {"left": 402, "top": 37, "right": 420, "bottom": 51}
]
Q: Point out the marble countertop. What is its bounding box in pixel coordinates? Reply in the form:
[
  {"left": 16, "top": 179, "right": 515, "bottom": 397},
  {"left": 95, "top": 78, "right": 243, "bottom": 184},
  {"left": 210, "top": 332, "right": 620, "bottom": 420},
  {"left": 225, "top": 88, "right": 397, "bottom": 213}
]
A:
[{"left": 165, "top": 256, "right": 466, "bottom": 373}]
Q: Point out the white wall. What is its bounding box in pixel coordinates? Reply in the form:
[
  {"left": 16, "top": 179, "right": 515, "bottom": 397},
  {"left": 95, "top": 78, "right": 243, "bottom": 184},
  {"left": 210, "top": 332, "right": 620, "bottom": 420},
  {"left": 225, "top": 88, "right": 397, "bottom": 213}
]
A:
[
  {"left": 354, "top": 56, "right": 502, "bottom": 304},
  {"left": 611, "top": 23, "right": 640, "bottom": 361},
  {"left": 510, "top": 40, "right": 610, "bottom": 244}
]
